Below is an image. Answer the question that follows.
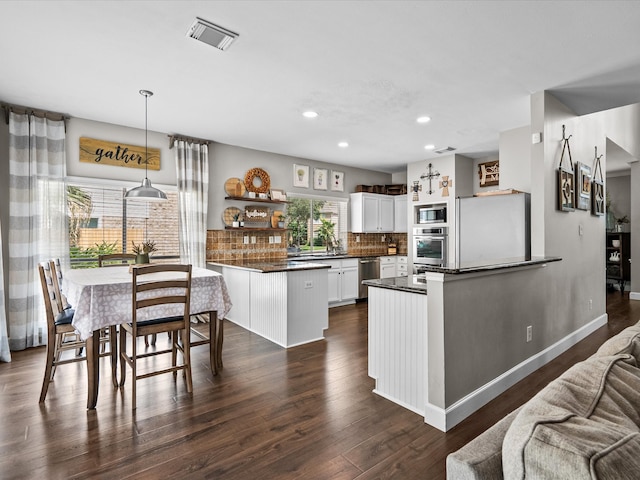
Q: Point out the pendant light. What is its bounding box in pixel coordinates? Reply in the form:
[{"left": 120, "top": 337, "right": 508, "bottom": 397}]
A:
[{"left": 124, "top": 90, "right": 167, "bottom": 201}]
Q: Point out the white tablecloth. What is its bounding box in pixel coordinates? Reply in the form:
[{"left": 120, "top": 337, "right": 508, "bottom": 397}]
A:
[{"left": 62, "top": 266, "right": 232, "bottom": 341}]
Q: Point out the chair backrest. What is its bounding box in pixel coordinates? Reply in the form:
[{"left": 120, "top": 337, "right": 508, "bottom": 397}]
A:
[
  {"left": 99, "top": 253, "right": 136, "bottom": 267},
  {"left": 38, "top": 262, "right": 60, "bottom": 327},
  {"left": 49, "top": 259, "right": 70, "bottom": 311},
  {"left": 131, "top": 264, "right": 192, "bottom": 327}
]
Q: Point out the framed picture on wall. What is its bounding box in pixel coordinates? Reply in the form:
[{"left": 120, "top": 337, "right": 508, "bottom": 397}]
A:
[
  {"left": 293, "top": 164, "right": 309, "bottom": 188},
  {"left": 575, "top": 161, "right": 591, "bottom": 211},
  {"left": 314, "top": 168, "right": 328, "bottom": 190},
  {"left": 331, "top": 170, "right": 344, "bottom": 191}
]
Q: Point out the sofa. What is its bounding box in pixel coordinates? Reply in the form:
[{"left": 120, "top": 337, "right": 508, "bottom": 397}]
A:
[{"left": 446, "top": 321, "right": 640, "bottom": 479}]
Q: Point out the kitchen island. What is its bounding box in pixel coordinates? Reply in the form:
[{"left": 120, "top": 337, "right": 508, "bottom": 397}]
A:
[
  {"left": 208, "top": 260, "right": 330, "bottom": 348},
  {"left": 361, "top": 256, "right": 609, "bottom": 433}
]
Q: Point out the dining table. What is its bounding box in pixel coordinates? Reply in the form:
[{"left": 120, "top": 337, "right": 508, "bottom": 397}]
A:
[{"left": 62, "top": 265, "right": 232, "bottom": 409}]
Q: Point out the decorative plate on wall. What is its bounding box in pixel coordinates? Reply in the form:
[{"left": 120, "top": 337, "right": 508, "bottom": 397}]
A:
[
  {"left": 224, "top": 178, "right": 246, "bottom": 197},
  {"left": 222, "top": 207, "right": 242, "bottom": 226}
]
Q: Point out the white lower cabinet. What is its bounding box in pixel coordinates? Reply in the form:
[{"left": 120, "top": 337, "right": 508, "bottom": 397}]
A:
[
  {"left": 397, "top": 256, "right": 408, "bottom": 277},
  {"left": 380, "top": 256, "right": 396, "bottom": 279},
  {"left": 323, "top": 258, "right": 359, "bottom": 306},
  {"left": 380, "top": 256, "right": 408, "bottom": 278}
]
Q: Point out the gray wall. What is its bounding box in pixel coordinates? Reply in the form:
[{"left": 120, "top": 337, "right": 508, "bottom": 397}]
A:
[
  {"left": 208, "top": 142, "right": 391, "bottom": 230},
  {"left": 499, "top": 125, "right": 531, "bottom": 193},
  {"left": 606, "top": 173, "right": 631, "bottom": 222}
]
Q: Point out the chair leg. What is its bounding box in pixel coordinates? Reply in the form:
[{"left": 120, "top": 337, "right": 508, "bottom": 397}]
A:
[
  {"left": 183, "top": 327, "right": 193, "bottom": 394},
  {"left": 109, "top": 326, "right": 118, "bottom": 387},
  {"left": 172, "top": 331, "right": 178, "bottom": 380},
  {"left": 39, "top": 333, "right": 58, "bottom": 403},
  {"left": 119, "top": 328, "right": 127, "bottom": 387}
]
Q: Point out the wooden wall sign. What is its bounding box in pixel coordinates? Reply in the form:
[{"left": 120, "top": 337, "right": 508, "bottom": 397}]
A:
[
  {"left": 478, "top": 160, "right": 499, "bottom": 187},
  {"left": 79, "top": 137, "right": 160, "bottom": 170}
]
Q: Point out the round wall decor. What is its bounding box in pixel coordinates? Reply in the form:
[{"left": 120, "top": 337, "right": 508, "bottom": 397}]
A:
[{"left": 244, "top": 168, "right": 271, "bottom": 194}]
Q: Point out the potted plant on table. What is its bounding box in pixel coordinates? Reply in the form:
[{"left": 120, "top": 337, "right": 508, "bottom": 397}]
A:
[{"left": 131, "top": 240, "right": 157, "bottom": 264}]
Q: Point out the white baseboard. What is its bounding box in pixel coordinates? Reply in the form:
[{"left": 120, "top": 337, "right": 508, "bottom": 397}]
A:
[
  {"left": 423, "top": 313, "right": 608, "bottom": 432},
  {"left": 630, "top": 292, "right": 640, "bottom": 301}
]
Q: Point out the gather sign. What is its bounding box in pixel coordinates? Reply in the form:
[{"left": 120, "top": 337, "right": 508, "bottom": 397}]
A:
[{"left": 79, "top": 137, "right": 160, "bottom": 170}]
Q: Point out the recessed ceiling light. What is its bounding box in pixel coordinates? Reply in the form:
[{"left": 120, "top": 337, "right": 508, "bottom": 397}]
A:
[
  {"left": 417, "top": 116, "right": 431, "bottom": 124},
  {"left": 424, "top": 144, "right": 435, "bottom": 150},
  {"left": 302, "top": 111, "right": 318, "bottom": 118},
  {"left": 338, "top": 141, "right": 349, "bottom": 148}
]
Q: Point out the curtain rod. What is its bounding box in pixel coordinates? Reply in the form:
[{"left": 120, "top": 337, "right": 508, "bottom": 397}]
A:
[
  {"left": 168, "top": 134, "right": 211, "bottom": 148},
  {"left": 1, "top": 102, "right": 69, "bottom": 125}
]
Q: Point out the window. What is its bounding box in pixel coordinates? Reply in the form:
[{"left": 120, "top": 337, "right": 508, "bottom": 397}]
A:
[
  {"left": 66, "top": 178, "right": 179, "bottom": 267},
  {"left": 286, "top": 194, "right": 347, "bottom": 254}
]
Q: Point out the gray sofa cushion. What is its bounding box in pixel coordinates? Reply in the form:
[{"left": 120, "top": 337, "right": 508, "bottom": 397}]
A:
[
  {"left": 594, "top": 321, "right": 640, "bottom": 361},
  {"left": 446, "top": 408, "right": 521, "bottom": 480},
  {"left": 502, "top": 354, "right": 640, "bottom": 479}
]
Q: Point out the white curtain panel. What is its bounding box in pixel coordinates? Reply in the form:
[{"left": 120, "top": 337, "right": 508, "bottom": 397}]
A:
[
  {"left": 0, "top": 218, "right": 10, "bottom": 362},
  {"left": 8, "top": 112, "right": 68, "bottom": 350},
  {"left": 175, "top": 140, "right": 209, "bottom": 268}
]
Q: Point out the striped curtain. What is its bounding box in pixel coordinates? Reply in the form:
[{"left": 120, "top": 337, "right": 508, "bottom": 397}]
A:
[
  {"left": 0, "top": 219, "right": 9, "bottom": 362},
  {"left": 8, "top": 112, "right": 68, "bottom": 350},
  {"left": 174, "top": 140, "right": 209, "bottom": 268}
]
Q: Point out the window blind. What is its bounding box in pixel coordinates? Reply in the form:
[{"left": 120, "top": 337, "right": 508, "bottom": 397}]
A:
[{"left": 66, "top": 180, "right": 179, "bottom": 268}]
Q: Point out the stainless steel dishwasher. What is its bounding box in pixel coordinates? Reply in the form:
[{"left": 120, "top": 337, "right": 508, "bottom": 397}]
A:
[{"left": 358, "top": 257, "right": 380, "bottom": 299}]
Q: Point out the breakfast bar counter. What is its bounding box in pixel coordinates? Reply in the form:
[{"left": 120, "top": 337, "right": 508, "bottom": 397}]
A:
[
  {"left": 364, "top": 256, "right": 563, "bottom": 432},
  {"left": 208, "top": 260, "right": 329, "bottom": 348}
]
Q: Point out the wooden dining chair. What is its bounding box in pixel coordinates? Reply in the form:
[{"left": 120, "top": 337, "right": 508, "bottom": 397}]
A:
[
  {"left": 49, "top": 259, "right": 118, "bottom": 387},
  {"left": 98, "top": 253, "right": 136, "bottom": 267},
  {"left": 119, "top": 264, "right": 193, "bottom": 410},
  {"left": 99, "top": 253, "right": 156, "bottom": 347},
  {"left": 38, "top": 262, "right": 87, "bottom": 403}
]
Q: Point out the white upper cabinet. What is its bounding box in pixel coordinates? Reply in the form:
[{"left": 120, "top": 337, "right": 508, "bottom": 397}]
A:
[
  {"left": 351, "top": 193, "right": 395, "bottom": 233},
  {"left": 393, "top": 194, "right": 407, "bottom": 233}
]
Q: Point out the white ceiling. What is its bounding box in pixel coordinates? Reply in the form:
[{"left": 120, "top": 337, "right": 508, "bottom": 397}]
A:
[{"left": 2, "top": 1, "right": 640, "bottom": 174}]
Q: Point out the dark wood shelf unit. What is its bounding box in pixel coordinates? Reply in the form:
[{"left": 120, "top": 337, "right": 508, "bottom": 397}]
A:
[
  {"left": 606, "top": 231, "right": 630, "bottom": 293},
  {"left": 225, "top": 196, "right": 289, "bottom": 204},
  {"left": 224, "top": 227, "right": 287, "bottom": 232}
]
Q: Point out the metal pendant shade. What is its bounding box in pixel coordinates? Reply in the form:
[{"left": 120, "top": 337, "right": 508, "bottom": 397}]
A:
[{"left": 125, "top": 90, "right": 167, "bottom": 201}]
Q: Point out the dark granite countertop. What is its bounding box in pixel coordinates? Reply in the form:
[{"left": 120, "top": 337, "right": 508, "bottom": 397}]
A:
[
  {"left": 208, "top": 260, "right": 331, "bottom": 273},
  {"left": 416, "top": 256, "right": 561, "bottom": 274},
  {"left": 364, "top": 257, "right": 562, "bottom": 295},
  {"left": 363, "top": 276, "right": 428, "bottom": 295}
]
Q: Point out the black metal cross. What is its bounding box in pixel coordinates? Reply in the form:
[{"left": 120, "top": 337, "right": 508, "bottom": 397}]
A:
[{"left": 420, "top": 163, "right": 440, "bottom": 195}]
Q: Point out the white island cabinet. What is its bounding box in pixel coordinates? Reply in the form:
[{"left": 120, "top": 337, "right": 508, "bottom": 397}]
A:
[{"left": 208, "top": 261, "right": 329, "bottom": 348}]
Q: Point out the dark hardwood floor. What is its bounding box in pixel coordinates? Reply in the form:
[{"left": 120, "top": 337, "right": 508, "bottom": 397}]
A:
[{"left": 1, "top": 292, "right": 638, "bottom": 479}]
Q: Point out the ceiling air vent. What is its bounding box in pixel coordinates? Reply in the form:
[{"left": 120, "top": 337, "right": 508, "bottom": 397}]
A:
[
  {"left": 187, "top": 17, "right": 238, "bottom": 51},
  {"left": 435, "top": 146, "right": 456, "bottom": 154}
]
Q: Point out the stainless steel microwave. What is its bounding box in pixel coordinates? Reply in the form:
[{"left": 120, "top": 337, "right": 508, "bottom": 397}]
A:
[{"left": 416, "top": 204, "right": 447, "bottom": 224}]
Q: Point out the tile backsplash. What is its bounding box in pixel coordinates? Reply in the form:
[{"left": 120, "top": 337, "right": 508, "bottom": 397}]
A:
[{"left": 206, "top": 230, "right": 408, "bottom": 261}]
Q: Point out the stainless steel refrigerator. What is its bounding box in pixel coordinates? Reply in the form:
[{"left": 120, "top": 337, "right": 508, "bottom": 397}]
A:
[{"left": 455, "top": 192, "right": 531, "bottom": 266}]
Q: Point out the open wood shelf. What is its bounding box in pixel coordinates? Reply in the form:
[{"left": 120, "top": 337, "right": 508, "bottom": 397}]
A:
[{"left": 225, "top": 196, "right": 289, "bottom": 204}]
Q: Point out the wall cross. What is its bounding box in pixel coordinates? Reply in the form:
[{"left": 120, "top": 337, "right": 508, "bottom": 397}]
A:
[{"left": 420, "top": 163, "right": 440, "bottom": 195}]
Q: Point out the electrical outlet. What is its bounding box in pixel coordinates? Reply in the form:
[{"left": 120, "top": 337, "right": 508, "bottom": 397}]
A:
[
  {"left": 382, "top": 235, "right": 386, "bottom": 242},
  {"left": 268, "top": 236, "right": 274, "bottom": 244},
  {"left": 243, "top": 235, "right": 249, "bottom": 245},
  {"left": 274, "top": 235, "right": 281, "bottom": 243},
  {"left": 356, "top": 236, "right": 360, "bottom": 243},
  {"left": 251, "top": 236, "right": 256, "bottom": 244},
  {"left": 589, "top": 299, "right": 593, "bottom": 310},
  {"left": 526, "top": 325, "right": 532, "bottom": 343},
  {"left": 304, "top": 280, "right": 313, "bottom": 288}
]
